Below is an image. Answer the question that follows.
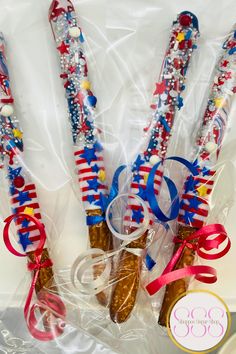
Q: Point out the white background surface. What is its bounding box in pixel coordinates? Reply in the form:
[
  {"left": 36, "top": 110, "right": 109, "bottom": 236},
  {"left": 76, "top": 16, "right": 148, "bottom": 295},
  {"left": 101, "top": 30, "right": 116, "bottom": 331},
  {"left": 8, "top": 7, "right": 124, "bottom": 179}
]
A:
[{"left": 0, "top": 0, "right": 235, "bottom": 353}]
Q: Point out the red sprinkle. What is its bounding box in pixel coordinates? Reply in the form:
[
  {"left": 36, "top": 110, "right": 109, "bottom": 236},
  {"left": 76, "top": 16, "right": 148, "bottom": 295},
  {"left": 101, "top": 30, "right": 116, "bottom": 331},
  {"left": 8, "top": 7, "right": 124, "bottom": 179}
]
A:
[
  {"left": 13, "top": 176, "right": 25, "bottom": 189},
  {"left": 187, "top": 39, "right": 193, "bottom": 48},
  {"left": 179, "top": 41, "right": 186, "bottom": 50},
  {"left": 179, "top": 14, "right": 192, "bottom": 27}
]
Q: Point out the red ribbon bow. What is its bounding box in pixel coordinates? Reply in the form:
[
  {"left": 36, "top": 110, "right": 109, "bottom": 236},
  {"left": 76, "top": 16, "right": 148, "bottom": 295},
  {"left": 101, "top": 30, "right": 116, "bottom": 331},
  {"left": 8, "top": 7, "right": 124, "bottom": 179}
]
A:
[
  {"left": 27, "top": 258, "right": 53, "bottom": 272},
  {"left": 3, "top": 213, "right": 66, "bottom": 341},
  {"left": 146, "top": 224, "right": 231, "bottom": 296}
]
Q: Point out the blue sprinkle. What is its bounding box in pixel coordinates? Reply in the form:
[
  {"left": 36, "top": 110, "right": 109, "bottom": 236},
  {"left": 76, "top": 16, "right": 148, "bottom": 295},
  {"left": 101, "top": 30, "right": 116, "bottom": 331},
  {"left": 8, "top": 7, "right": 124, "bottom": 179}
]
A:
[
  {"left": 177, "top": 95, "right": 184, "bottom": 110},
  {"left": 229, "top": 47, "right": 236, "bottom": 55},
  {"left": 185, "top": 30, "right": 192, "bottom": 40},
  {"left": 6, "top": 140, "right": 16, "bottom": 150},
  {"left": 87, "top": 95, "right": 97, "bottom": 107},
  {"left": 160, "top": 116, "right": 171, "bottom": 132},
  {"left": 79, "top": 33, "right": 85, "bottom": 43},
  {"left": 94, "top": 141, "right": 103, "bottom": 152}
]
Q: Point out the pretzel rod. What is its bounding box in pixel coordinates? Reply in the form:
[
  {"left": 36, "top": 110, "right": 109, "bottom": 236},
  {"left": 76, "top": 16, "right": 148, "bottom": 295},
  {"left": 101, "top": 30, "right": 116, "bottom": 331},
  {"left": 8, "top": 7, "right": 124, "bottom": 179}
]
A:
[
  {"left": 110, "top": 12, "right": 200, "bottom": 323},
  {"left": 0, "top": 34, "right": 54, "bottom": 296},
  {"left": 159, "top": 26, "right": 236, "bottom": 327},
  {"left": 49, "top": 0, "right": 112, "bottom": 305}
]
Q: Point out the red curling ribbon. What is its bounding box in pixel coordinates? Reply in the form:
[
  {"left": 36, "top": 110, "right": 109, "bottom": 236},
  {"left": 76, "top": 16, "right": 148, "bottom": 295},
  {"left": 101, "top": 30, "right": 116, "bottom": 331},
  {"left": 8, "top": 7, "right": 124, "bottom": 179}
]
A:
[
  {"left": 146, "top": 224, "right": 231, "bottom": 296},
  {"left": 3, "top": 213, "right": 66, "bottom": 341}
]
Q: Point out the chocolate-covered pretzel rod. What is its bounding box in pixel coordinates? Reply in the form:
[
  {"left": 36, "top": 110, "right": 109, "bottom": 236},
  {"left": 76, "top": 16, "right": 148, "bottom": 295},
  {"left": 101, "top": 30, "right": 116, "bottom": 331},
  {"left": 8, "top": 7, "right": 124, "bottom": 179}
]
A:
[
  {"left": 0, "top": 34, "right": 54, "bottom": 298},
  {"left": 49, "top": 0, "right": 112, "bottom": 305},
  {"left": 110, "top": 12, "right": 199, "bottom": 323},
  {"left": 159, "top": 27, "right": 236, "bottom": 327}
]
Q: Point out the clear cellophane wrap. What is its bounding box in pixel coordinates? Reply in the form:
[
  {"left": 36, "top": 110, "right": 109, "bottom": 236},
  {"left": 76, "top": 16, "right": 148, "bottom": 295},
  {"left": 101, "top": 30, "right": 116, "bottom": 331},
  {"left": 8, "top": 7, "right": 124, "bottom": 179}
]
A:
[{"left": 0, "top": 0, "right": 236, "bottom": 354}]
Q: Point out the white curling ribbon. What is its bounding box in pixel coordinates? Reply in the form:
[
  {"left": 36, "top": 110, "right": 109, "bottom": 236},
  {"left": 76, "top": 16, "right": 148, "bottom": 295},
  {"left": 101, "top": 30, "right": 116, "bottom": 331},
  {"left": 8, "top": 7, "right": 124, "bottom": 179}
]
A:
[
  {"left": 105, "top": 193, "right": 150, "bottom": 242},
  {"left": 71, "top": 249, "right": 112, "bottom": 295},
  {"left": 71, "top": 193, "right": 150, "bottom": 295},
  {"left": 71, "top": 244, "right": 145, "bottom": 295}
]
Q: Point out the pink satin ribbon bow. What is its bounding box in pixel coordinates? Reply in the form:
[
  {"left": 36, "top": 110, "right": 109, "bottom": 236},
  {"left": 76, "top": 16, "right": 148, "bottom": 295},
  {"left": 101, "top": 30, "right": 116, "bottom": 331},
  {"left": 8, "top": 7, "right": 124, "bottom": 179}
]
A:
[
  {"left": 146, "top": 223, "right": 231, "bottom": 296},
  {"left": 3, "top": 213, "right": 66, "bottom": 341}
]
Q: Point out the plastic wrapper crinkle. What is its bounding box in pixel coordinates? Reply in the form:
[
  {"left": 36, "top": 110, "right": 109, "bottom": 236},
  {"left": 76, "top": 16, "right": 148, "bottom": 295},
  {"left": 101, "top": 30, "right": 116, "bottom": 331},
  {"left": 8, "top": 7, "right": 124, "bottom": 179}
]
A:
[{"left": 0, "top": 0, "right": 235, "bottom": 353}]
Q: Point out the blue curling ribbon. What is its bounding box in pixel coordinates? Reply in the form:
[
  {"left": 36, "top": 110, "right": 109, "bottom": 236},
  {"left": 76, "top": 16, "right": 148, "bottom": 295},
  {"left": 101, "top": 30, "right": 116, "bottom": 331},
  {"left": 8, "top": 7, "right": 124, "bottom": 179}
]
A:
[
  {"left": 86, "top": 164, "right": 157, "bottom": 269},
  {"left": 146, "top": 156, "right": 198, "bottom": 223},
  {"left": 86, "top": 165, "right": 126, "bottom": 225}
]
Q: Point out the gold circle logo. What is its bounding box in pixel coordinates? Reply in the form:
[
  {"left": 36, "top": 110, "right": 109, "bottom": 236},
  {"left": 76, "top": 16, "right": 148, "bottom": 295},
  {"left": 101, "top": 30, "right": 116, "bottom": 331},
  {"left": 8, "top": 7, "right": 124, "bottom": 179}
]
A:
[{"left": 167, "top": 290, "right": 231, "bottom": 353}]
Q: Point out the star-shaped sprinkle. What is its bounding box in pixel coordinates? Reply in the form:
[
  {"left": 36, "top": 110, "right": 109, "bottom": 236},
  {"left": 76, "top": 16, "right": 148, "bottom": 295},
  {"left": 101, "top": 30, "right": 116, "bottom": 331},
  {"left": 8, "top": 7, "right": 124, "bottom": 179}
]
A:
[
  {"left": 132, "top": 209, "right": 144, "bottom": 224},
  {"left": 177, "top": 32, "right": 185, "bottom": 42},
  {"left": 92, "top": 164, "right": 100, "bottom": 173},
  {"left": 132, "top": 154, "right": 145, "bottom": 172},
  {"left": 95, "top": 193, "right": 108, "bottom": 212},
  {"left": 57, "top": 41, "right": 70, "bottom": 54},
  {"left": 81, "top": 80, "right": 91, "bottom": 90},
  {"left": 153, "top": 81, "right": 166, "bottom": 95},
  {"left": 133, "top": 174, "right": 142, "bottom": 183},
  {"left": 87, "top": 178, "right": 100, "bottom": 192},
  {"left": 24, "top": 207, "right": 34, "bottom": 216},
  {"left": 201, "top": 166, "right": 211, "bottom": 176},
  {"left": 12, "top": 129, "right": 23, "bottom": 139},
  {"left": 184, "top": 175, "right": 199, "bottom": 193},
  {"left": 69, "top": 66, "right": 76, "bottom": 74},
  {"left": 197, "top": 185, "right": 208, "bottom": 197},
  {"left": 18, "top": 232, "right": 32, "bottom": 251},
  {"left": 200, "top": 151, "right": 210, "bottom": 161},
  {"left": 221, "top": 60, "right": 229, "bottom": 68},
  {"left": 49, "top": 1, "right": 65, "bottom": 20},
  {"left": 87, "top": 195, "right": 96, "bottom": 204},
  {"left": 98, "top": 170, "right": 106, "bottom": 182},
  {"left": 183, "top": 211, "right": 195, "bottom": 224},
  {"left": 188, "top": 196, "right": 202, "bottom": 210},
  {"left": 224, "top": 71, "right": 232, "bottom": 80},
  {"left": 16, "top": 191, "right": 32, "bottom": 206},
  {"left": 21, "top": 218, "right": 30, "bottom": 228},
  {"left": 80, "top": 147, "right": 97, "bottom": 165},
  {"left": 8, "top": 167, "right": 22, "bottom": 180}
]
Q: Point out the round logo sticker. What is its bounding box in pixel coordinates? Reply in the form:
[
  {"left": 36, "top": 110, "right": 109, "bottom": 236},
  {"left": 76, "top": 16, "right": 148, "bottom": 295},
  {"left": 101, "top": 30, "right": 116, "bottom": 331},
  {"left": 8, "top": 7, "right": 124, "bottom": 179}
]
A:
[{"left": 167, "top": 290, "right": 231, "bottom": 353}]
